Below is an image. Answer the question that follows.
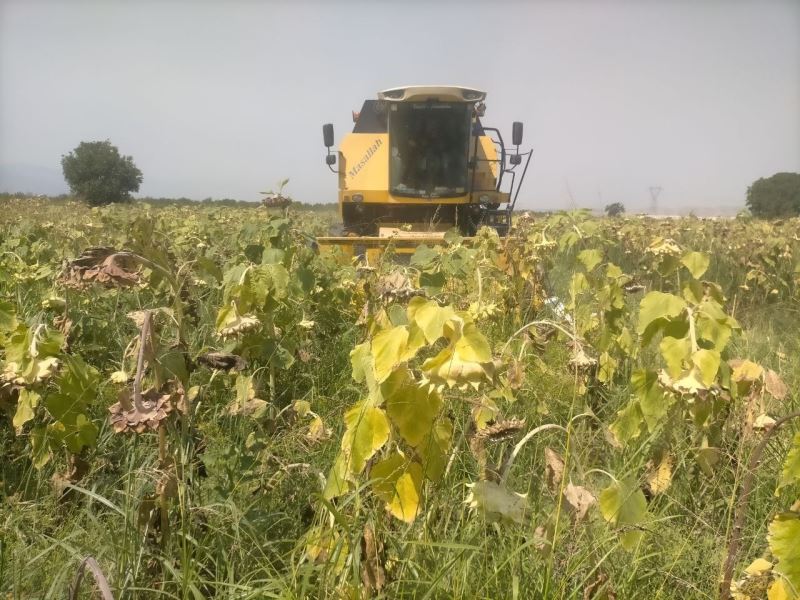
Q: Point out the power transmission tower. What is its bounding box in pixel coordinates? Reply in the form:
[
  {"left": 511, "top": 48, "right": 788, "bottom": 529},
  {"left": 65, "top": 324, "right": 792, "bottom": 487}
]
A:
[{"left": 648, "top": 186, "right": 662, "bottom": 215}]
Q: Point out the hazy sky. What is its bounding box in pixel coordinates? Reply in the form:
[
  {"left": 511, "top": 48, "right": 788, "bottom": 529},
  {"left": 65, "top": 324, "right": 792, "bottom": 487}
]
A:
[{"left": 1, "top": 0, "right": 798, "bottom": 213}]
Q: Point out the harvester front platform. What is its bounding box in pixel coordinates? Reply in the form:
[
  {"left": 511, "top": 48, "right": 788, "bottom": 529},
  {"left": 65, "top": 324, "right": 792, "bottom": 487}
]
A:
[{"left": 315, "top": 227, "right": 478, "bottom": 264}]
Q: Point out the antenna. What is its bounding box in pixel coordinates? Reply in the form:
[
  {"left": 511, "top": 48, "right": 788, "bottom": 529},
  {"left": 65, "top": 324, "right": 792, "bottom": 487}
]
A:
[{"left": 648, "top": 186, "right": 662, "bottom": 215}]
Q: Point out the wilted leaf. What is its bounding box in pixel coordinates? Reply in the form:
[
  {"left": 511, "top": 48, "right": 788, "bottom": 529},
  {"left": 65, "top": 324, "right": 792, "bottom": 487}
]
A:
[
  {"left": 41, "top": 356, "right": 99, "bottom": 453},
  {"left": 599, "top": 478, "right": 648, "bottom": 550},
  {"left": 228, "top": 375, "right": 269, "bottom": 418},
  {"left": 350, "top": 341, "right": 377, "bottom": 391},
  {"left": 778, "top": 432, "right": 800, "bottom": 492},
  {"left": 2, "top": 323, "right": 63, "bottom": 386},
  {"left": 692, "top": 349, "right": 721, "bottom": 387},
  {"left": 663, "top": 368, "right": 707, "bottom": 395},
  {"left": 583, "top": 571, "right": 616, "bottom": 600},
  {"left": 506, "top": 358, "right": 525, "bottom": 389},
  {"left": 360, "top": 524, "right": 385, "bottom": 593},
  {"left": 646, "top": 237, "right": 681, "bottom": 257},
  {"left": 637, "top": 292, "right": 686, "bottom": 338},
  {"left": 682, "top": 280, "right": 705, "bottom": 305},
  {"left": 465, "top": 480, "right": 528, "bottom": 524},
  {"left": 544, "top": 448, "right": 564, "bottom": 494},
  {"left": 372, "top": 325, "right": 410, "bottom": 383},
  {"left": 407, "top": 297, "right": 457, "bottom": 343},
  {"left": 126, "top": 310, "right": 149, "bottom": 328},
  {"left": 415, "top": 417, "right": 452, "bottom": 482},
  {"left": 659, "top": 336, "right": 690, "bottom": 379},
  {"left": 563, "top": 482, "right": 596, "bottom": 521},
  {"left": 370, "top": 453, "right": 423, "bottom": 522},
  {"left": 609, "top": 400, "right": 644, "bottom": 446},
  {"left": 768, "top": 512, "right": 800, "bottom": 593},
  {"left": 681, "top": 251, "right": 710, "bottom": 279},
  {"left": 731, "top": 359, "right": 764, "bottom": 383},
  {"left": 578, "top": 248, "right": 603, "bottom": 272},
  {"left": 754, "top": 414, "right": 777, "bottom": 431},
  {"left": 12, "top": 389, "right": 40, "bottom": 432},
  {"left": 340, "top": 403, "right": 390, "bottom": 476},
  {"left": 0, "top": 300, "right": 18, "bottom": 333},
  {"left": 298, "top": 318, "right": 315, "bottom": 329},
  {"left": 767, "top": 578, "right": 793, "bottom": 600},
  {"left": 51, "top": 454, "right": 90, "bottom": 500},
  {"left": 696, "top": 437, "right": 721, "bottom": 477},
  {"left": 323, "top": 454, "right": 350, "bottom": 499},
  {"left": 30, "top": 425, "right": 51, "bottom": 469},
  {"left": 454, "top": 322, "right": 492, "bottom": 363},
  {"left": 569, "top": 272, "right": 589, "bottom": 305},
  {"left": 305, "top": 524, "right": 348, "bottom": 572},
  {"left": 472, "top": 397, "right": 499, "bottom": 430},
  {"left": 384, "top": 369, "right": 442, "bottom": 447},
  {"left": 533, "top": 519, "right": 556, "bottom": 557},
  {"left": 765, "top": 370, "right": 789, "bottom": 400},
  {"left": 744, "top": 557, "right": 773, "bottom": 577},
  {"left": 109, "top": 370, "right": 129, "bottom": 384},
  {"left": 410, "top": 244, "right": 439, "bottom": 270},
  {"left": 696, "top": 301, "right": 739, "bottom": 351},
  {"left": 422, "top": 345, "right": 493, "bottom": 389},
  {"left": 597, "top": 352, "right": 618, "bottom": 383},
  {"left": 293, "top": 400, "right": 311, "bottom": 417},
  {"left": 156, "top": 468, "right": 178, "bottom": 499},
  {"left": 646, "top": 453, "right": 673, "bottom": 495},
  {"left": 632, "top": 369, "right": 672, "bottom": 431},
  {"left": 306, "top": 416, "right": 331, "bottom": 443},
  {"left": 419, "top": 313, "right": 495, "bottom": 388},
  {"left": 217, "top": 311, "right": 260, "bottom": 338}
]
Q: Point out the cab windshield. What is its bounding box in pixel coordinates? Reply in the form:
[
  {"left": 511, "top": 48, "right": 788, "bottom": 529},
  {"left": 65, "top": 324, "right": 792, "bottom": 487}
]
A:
[{"left": 388, "top": 102, "right": 471, "bottom": 198}]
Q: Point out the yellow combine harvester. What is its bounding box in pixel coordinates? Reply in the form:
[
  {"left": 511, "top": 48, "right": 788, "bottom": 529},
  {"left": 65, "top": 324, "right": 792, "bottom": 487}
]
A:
[{"left": 317, "top": 85, "right": 531, "bottom": 259}]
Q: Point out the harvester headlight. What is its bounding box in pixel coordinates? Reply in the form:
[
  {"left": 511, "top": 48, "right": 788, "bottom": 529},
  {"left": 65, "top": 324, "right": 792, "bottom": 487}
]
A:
[
  {"left": 462, "top": 89, "right": 486, "bottom": 101},
  {"left": 352, "top": 194, "right": 364, "bottom": 202},
  {"left": 479, "top": 194, "right": 490, "bottom": 203},
  {"left": 381, "top": 88, "right": 405, "bottom": 100}
]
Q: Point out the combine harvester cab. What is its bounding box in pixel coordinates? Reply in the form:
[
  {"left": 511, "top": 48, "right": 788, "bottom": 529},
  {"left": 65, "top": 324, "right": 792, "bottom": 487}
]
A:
[{"left": 318, "top": 85, "right": 531, "bottom": 262}]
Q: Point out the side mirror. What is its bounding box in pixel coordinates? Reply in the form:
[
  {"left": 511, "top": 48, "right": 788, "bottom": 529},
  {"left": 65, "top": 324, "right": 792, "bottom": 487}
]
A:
[
  {"left": 512, "top": 121, "right": 523, "bottom": 146},
  {"left": 326, "top": 154, "right": 336, "bottom": 166},
  {"left": 323, "top": 123, "right": 334, "bottom": 148}
]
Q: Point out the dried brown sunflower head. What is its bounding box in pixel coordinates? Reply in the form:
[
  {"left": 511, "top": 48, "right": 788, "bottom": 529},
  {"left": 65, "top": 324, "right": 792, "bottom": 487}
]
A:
[
  {"left": 109, "top": 386, "right": 185, "bottom": 434},
  {"left": 61, "top": 247, "right": 140, "bottom": 289},
  {"left": 374, "top": 271, "right": 423, "bottom": 302},
  {"left": 197, "top": 352, "right": 246, "bottom": 371}
]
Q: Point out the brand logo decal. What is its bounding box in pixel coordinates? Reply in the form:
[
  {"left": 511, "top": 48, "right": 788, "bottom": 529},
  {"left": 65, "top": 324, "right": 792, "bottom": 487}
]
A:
[{"left": 348, "top": 138, "right": 383, "bottom": 179}]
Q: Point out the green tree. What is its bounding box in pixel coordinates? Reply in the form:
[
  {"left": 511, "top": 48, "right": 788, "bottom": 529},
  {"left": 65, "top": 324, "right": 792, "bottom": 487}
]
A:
[
  {"left": 604, "top": 202, "right": 625, "bottom": 217},
  {"left": 745, "top": 172, "right": 800, "bottom": 218},
  {"left": 61, "top": 141, "right": 142, "bottom": 206}
]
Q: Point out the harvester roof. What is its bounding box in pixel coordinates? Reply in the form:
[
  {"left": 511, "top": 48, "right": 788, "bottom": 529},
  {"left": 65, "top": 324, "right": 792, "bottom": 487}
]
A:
[{"left": 378, "top": 86, "right": 486, "bottom": 103}]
